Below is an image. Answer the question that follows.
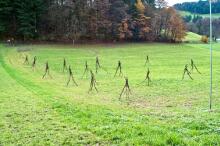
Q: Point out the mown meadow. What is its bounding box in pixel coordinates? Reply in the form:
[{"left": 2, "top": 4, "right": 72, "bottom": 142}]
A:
[{"left": 0, "top": 39, "right": 220, "bottom": 145}]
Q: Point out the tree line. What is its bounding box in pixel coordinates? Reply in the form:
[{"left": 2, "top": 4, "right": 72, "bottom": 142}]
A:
[
  {"left": 174, "top": 0, "right": 220, "bottom": 14},
  {"left": 0, "top": 0, "right": 186, "bottom": 42}
]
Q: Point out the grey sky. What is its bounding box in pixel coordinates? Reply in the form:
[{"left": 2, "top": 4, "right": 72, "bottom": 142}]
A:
[{"left": 167, "top": 0, "right": 198, "bottom": 6}]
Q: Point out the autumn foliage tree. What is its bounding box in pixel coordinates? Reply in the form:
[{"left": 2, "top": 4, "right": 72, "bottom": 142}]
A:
[
  {"left": 109, "top": 0, "right": 129, "bottom": 40},
  {"left": 166, "top": 8, "right": 186, "bottom": 42},
  {"left": 160, "top": 7, "right": 186, "bottom": 42},
  {"left": 0, "top": 0, "right": 187, "bottom": 42},
  {"left": 168, "top": 15, "right": 186, "bottom": 42},
  {"left": 120, "top": 0, "right": 152, "bottom": 41},
  {"left": 201, "top": 35, "right": 208, "bottom": 43},
  {"left": 118, "top": 19, "right": 133, "bottom": 40}
]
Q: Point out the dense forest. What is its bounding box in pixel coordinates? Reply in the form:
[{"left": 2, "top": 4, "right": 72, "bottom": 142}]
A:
[
  {"left": 0, "top": 0, "right": 186, "bottom": 42},
  {"left": 174, "top": 0, "right": 220, "bottom": 14}
]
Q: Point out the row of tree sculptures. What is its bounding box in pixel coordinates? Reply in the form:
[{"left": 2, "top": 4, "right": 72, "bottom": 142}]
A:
[{"left": 23, "top": 55, "right": 200, "bottom": 100}]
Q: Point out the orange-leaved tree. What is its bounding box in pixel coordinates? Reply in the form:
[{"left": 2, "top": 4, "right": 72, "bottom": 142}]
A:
[{"left": 162, "top": 7, "right": 186, "bottom": 42}]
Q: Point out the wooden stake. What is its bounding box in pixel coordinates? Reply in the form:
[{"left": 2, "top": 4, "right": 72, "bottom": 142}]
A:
[
  {"left": 144, "top": 55, "right": 149, "bottom": 66},
  {"left": 182, "top": 64, "right": 193, "bottom": 80},
  {"left": 63, "top": 58, "right": 68, "bottom": 72},
  {"left": 139, "top": 68, "right": 151, "bottom": 86},
  {"left": 95, "top": 56, "right": 108, "bottom": 74},
  {"left": 88, "top": 70, "right": 98, "bottom": 93},
  {"left": 191, "top": 59, "right": 201, "bottom": 74},
  {"left": 42, "top": 61, "right": 52, "bottom": 79},
  {"left": 66, "top": 65, "right": 78, "bottom": 86},
  {"left": 82, "top": 61, "right": 89, "bottom": 78},
  {"left": 120, "top": 77, "right": 131, "bottom": 100},
  {"left": 96, "top": 56, "right": 101, "bottom": 74},
  {"left": 23, "top": 55, "right": 29, "bottom": 65},
  {"left": 114, "top": 61, "right": 123, "bottom": 77},
  {"left": 32, "top": 56, "right": 37, "bottom": 70}
]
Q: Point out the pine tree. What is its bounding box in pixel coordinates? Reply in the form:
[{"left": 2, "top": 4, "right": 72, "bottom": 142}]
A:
[
  {"left": 109, "top": 0, "right": 129, "bottom": 39},
  {"left": 0, "top": 0, "right": 16, "bottom": 37},
  {"left": 15, "top": 0, "right": 44, "bottom": 40}
]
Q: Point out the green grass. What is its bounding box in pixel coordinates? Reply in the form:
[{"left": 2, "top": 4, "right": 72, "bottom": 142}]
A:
[
  {"left": 178, "top": 10, "right": 220, "bottom": 19},
  {"left": 1, "top": 41, "right": 220, "bottom": 145},
  {"left": 178, "top": 10, "right": 192, "bottom": 16}
]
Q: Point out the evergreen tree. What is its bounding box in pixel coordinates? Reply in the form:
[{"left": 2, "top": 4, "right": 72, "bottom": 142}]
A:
[
  {"left": 0, "top": 0, "right": 16, "bottom": 37},
  {"left": 109, "top": 0, "right": 129, "bottom": 39},
  {"left": 15, "top": 0, "right": 44, "bottom": 40}
]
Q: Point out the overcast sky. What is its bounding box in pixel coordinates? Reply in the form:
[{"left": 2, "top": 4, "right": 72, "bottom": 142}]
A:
[{"left": 167, "top": 0, "right": 198, "bottom": 6}]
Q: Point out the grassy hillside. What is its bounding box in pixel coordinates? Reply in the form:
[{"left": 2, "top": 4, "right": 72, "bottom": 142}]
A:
[
  {"left": 179, "top": 10, "right": 220, "bottom": 19},
  {"left": 1, "top": 41, "right": 220, "bottom": 145},
  {"left": 184, "top": 32, "right": 202, "bottom": 43}
]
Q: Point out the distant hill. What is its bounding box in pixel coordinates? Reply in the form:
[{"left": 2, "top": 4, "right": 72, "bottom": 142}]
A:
[{"left": 174, "top": 0, "right": 220, "bottom": 14}]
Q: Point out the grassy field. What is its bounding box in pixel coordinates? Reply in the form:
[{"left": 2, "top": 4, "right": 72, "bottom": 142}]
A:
[
  {"left": 178, "top": 10, "right": 220, "bottom": 19},
  {"left": 1, "top": 40, "right": 220, "bottom": 145}
]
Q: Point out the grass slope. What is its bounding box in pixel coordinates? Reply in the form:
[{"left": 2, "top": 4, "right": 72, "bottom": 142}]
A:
[
  {"left": 184, "top": 32, "right": 202, "bottom": 43},
  {"left": 0, "top": 42, "right": 220, "bottom": 145},
  {"left": 179, "top": 10, "right": 220, "bottom": 19}
]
